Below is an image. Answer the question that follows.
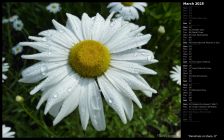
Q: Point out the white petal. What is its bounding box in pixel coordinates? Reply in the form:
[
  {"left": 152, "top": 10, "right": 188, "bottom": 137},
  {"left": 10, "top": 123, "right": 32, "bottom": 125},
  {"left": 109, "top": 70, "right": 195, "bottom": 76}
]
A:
[
  {"left": 20, "top": 61, "right": 67, "bottom": 83},
  {"left": 2, "top": 74, "right": 7, "bottom": 80},
  {"left": 97, "top": 75, "right": 127, "bottom": 124},
  {"left": 133, "top": 3, "right": 145, "bottom": 12},
  {"left": 110, "top": 34, "right": 151, "bottom": 53},
  {"left": 110, "top": 60, "right": 157, "bottom": 75},
  {"left": 138, "top": 2, "right": 148, "bottom": 7},
  {"left": 46, "top": 40, "right": 69, "bottom": 54},
  {"left": 66, "top": 13, "right": 84, "bottom": 41},
  {"left": 38, "top": 29, "right": 56, "bottom": 36},
  {"left": 121, "top": 96, "right": 133, "bottom": 121},
  {"left": 100, "top": 18, "right": 123, "bottom": 44},
  {"left": 52, "top": 19, "right": 79, "bottom": 44},
  {"left": 39, "top": 29, "right": 72, "bottom": 49},
  {"left": 53, "top": 78, "right": 83, "bottom": 125},
  {"left": 19, "top": 42, "right": 48, "bottom": 52},
  {"left": 30, "top": 65, "right": 72, "bottom": 95},
  {"left": 91, "top": 13, "right": 105, "bottom": 41},
  {"left": 81, "top": 13, "right": 93, "bottom": 40},
  {"left": 19, "top": 73, "right": 46, "bottom": 83},
  {"left": 49, "top": 101, "right": 63, "bottom": 117},
  {"left": 128, "top": 26, "right": 145, "bottom": 37},
  {"left": 21, "top": 61, "right": 67, "bottom": 78},
  {"left": 111, "top": 49, "right": 156, "bottom": 65},
  {"left": 36, "top": 89, "right": 52, "bottom": 109},
  {"left": 3, "top": 126, "right": 11, "bottom": 133},
  {"left": 105, "top": 23, "right": 133, "bottom": 50},
  {"left": 78, "top": 79, "right": 90, "bottom": 130},
  {"left": 98, "top": 12, "right": 115, "bottom": 42},
  {"left": 44, "top": 73, "right": 80, "bottom": 115},
  {"left": 107, "top": 2, "right": 120, "bottom": 8},
  {"left": 28, "top": 36, "right": 47, "bottom": 42},
  {"left": 109, "top": 67, "right": 152, "bottom": 91},
  {"left": 105, "top": 70, "right": 142, "bottom": 108},
  {"left": 130, "top": 7, "right": 139, "bottom": 19},
  {"left": 136, "top": 75, "right": 157, "bottom": 96},
  {"left": 49, "top": 31, "right": 73, "bottom": 49},
  {"left": 21, "top": 52, "right": 67, "bottom": 62},
  {"left": 88, "top": 80, "right": 106, "bottom": 131},
  {"left": 109, "top": 3, "right": 123, "bottom": 13}
]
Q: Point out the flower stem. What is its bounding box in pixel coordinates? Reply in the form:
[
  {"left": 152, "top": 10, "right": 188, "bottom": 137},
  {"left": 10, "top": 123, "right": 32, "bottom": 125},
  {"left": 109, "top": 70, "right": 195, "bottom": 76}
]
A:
[
  {"left": 20, "top": 103, "right": 56, "bottom": 137},
  {"left": 161, "top": 35, "right": 179, "bottom": 59}
]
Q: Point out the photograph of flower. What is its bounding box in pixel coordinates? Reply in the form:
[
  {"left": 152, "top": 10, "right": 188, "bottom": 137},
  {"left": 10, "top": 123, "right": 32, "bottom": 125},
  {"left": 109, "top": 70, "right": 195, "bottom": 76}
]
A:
[{"left": 2, "top": 2, "right": 181, "bottom": 138}]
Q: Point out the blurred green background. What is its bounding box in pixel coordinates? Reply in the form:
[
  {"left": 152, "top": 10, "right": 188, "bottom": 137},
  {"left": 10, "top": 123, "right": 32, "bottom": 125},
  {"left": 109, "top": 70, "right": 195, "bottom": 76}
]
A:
[{"left": 2, "top": 2, "right": 181, "bottom": 138}]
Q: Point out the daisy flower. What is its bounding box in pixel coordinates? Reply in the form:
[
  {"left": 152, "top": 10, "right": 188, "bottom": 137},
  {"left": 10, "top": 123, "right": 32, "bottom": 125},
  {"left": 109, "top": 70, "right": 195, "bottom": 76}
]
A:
[
  {"left": 170, "top": 65, "right": 181, "bottom": 85},
  {"left": 2, "top": 124, "right": 15, "bottom": 138},
  {"left": 12, "top": 44, "right": 23, "bottom": 55},
  {"left": 2, "top": 57, "right": 9, "bottom": 83},
  {"left": 19, "top": 13, "right": 158, "bottom": 131},
  {"left": 107, "top": 2, "right": 148, "bottom": 21},
  {"left": 12, "top": 19, "right": 24, "bottom": 31},
  {"left": 46, "top": 3, "right": 61, "bottom": 14}
]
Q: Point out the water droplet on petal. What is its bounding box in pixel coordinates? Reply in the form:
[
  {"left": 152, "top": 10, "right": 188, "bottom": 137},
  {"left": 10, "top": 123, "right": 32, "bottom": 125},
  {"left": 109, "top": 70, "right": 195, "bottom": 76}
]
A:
[
  {"left": 108, "top": 99, "right": 112, "bottom": 104},
  {"left": 40, "top": 65, "right": 48, "bottom": 76},
  {"left": 47, "top": 46, "right": 52, "bottom": 56},
  {"left": 58, "top": 29, "right": 64, "bottom": 33},
  {"left": 53, "top": 94, "right": 58, "bottom": 98},
  {"left": 141, "top": 52, "right": 148, "bottom": 56},
  {"left": 48, "top": 51, "right": 52, "bottom": 56},
  {"left": 67, "top": 87, "right": 72, "bottom": 92}
]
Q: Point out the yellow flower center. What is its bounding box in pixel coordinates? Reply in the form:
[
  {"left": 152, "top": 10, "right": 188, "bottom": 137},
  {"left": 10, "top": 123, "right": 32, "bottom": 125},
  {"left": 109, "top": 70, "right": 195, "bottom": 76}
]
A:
[
  {"left": 122, "top": 2, "right": 134, "bottom": 7},
  {"left": 69, "top": 40, "right": 111, "bottom": 78}
]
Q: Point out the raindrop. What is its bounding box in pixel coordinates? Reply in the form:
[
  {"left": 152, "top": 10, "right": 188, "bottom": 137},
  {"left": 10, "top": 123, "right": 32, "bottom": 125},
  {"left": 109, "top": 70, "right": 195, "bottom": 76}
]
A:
[
  {"left": 108, "top": 99, "right": 113, "bottom": 104},
  {"left": 40, "top": 65, "right": 48, "bottom": 76},
  {"left": 47, "top": 46, "right": 52, "bottom": 56},
  {"left": 58, "top": 29, "right": 64, "bottom": 33},
  {"left": 67, "top": 87, "right": 72, "bottom": 92},
  {"left": 47, "top": 50, "right": 52, "bottom": 56},
  {"left": 141, "top": 52, "right": 148, "bottom": 56},
  {"left": 91, "top": 17, "right": 96, "bottom": 21},
  {"left": 53, "top": 94, "right": 58, "bottom": 98}
]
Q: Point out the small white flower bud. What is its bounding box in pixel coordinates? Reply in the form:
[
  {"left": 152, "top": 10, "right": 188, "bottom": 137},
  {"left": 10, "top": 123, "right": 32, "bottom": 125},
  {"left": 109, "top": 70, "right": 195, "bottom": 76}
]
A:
[
  {"left": 158, "top": 25, "right": 165, "bottom": 34},
  {"left": 16, "top": 95, "right": 24, "bottom": 102}
]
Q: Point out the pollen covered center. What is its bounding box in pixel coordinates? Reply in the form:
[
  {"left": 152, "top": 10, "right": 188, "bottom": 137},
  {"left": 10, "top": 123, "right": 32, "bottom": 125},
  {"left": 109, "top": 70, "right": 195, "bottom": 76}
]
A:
[
  {"left": 69, "top": 40, "right": 111, "bottom": 78},
  {"left": 122, "top": 2, "right": 134, "bottom": 7}
]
